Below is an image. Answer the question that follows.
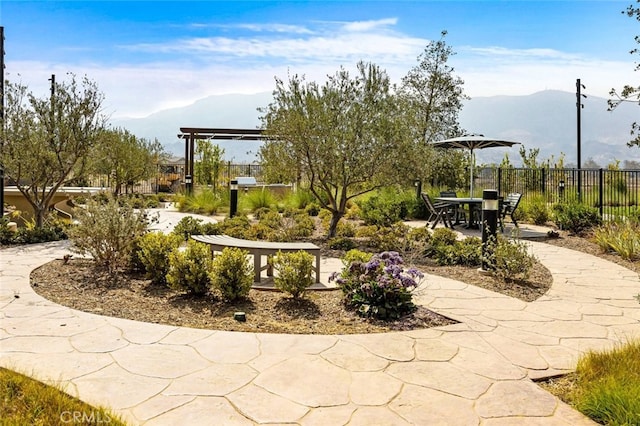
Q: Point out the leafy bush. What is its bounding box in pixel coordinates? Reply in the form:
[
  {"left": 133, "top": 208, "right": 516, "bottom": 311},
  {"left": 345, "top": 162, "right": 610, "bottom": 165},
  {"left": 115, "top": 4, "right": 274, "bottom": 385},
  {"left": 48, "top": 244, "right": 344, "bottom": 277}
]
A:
[
  {"left": 356, "top": 222, "right": 410, "bottom": 252},
  {"left": 484, "top": 235, "right": 536, "bottom": 281},
  {"left": 209, "top": 247, "right": 253, "bottom": 300},
  {"left": 430, "top": 227, "right": 458, "bottom": 247},
  {"left": 336, "top": 220, "right": 356, "bottom": 237},
  {"left": 304, "top": 202, "right": 321, "bottom": 216},
  {"left": 0, "top": 217, "right": 16, "bottom": 245},
  {"left": 328, "top": 237, "right": 357, "bottom": 250},
  {"left": 256, "top": 209, "right": 282, "bottom": 229},
  {"left": 137, "top": 232, "right": 183, "bottom": 285},
  {"left": 14, "top": 219, "right": 68, "bottom": 244},
  {"left": 69, "top": 196, "right": 148, "bottom": 272},
  {"left": 524, "top": 194, "right": 550, "bottom": 225},
  {"left": 341, "top": 249, "right": 373, "bottom": 266},
  {"left": 172, "top": 216, "right": 205, "bottom": 241},
  {"left": 593, "top": 221, "right": 640, "bottom": 261},
  {"left": 245, "top": 223, "right": 278, "bottom": 241},
  {"left": 167, "top": 240, "right": 213, "bottom": 296},
  {"left": 553, "top": 202, "right": 602, "bottom": 235},
  {"left": 358, "top": 189, "right": 410, "bottom": 227},
  {"left": 211, "top": 215, "right": 251, "bottom": 238},
  {"left": 330, "top": 251, "right": 422, "bottom": 320},
  {"left": 272, "top": 250, "right": 315, "bottom": 298}
]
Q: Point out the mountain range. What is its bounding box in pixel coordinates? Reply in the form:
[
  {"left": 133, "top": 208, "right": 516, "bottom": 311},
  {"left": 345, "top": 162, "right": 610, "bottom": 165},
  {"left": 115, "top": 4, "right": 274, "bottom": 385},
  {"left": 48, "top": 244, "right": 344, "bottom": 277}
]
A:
[{"left": 111, "top": 90, "right": 640, "bottom": 167}]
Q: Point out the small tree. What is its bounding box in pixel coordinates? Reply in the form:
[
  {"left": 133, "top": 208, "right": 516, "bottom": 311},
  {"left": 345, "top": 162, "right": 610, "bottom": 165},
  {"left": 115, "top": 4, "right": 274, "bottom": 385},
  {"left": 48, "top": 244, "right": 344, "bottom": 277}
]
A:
[
  {"left": 260, "top": 62, "right": 410, "bottom": 237},
  {"left": 92, "top": 128, "right": 164, "bottom": 195},
  {"left": 195, "top": 139, "right": 225, "bottom": 191},
  {"left": 609, "top": 2, "right": 640, "bottom": 147},
  {"left": 0, "top": 74, "right": 107, "bottom": 227},
  {"left": 69, "top": 195, "right": 148, "bottom": 273},
  {"left": 397, "top": 31, "right": 469, "bottom": 189}
]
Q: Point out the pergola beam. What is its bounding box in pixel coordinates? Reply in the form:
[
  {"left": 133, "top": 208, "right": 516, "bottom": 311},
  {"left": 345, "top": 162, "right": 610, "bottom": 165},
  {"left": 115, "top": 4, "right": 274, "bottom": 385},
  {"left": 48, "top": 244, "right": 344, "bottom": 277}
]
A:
[{"left": 177, "top": 127, "right": 267, "bottom": 194}]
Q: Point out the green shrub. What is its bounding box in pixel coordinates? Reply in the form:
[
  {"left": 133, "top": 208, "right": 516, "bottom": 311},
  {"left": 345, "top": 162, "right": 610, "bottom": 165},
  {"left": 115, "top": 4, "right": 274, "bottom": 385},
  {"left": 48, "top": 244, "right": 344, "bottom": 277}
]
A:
[
  {"left": 253, "top": 207, "right": 274, "bottom": 220},
  {"left": 0, "top": 217, "right": 16, "bottom": 245},
  {"left": 167, "top": 240, "right": 213, "bottom": 296},
  {"left": 137, "top": 232, "right": 183, "bottom": 285},
  {"left": 524, "top": 194, "right": 550, "bottom": 225},
  {"left": 553, "top": 202, "right": 602, "bottom": 235},
  {"left": 336, "top": 220, "right": 356, "bottom": 237},
  {"left": 430, "top": 227, "right": 458, "bottom": 247},
  {"left": 330, "top": 251, "right": 421, "bottom": 320},
  {"left": 256, "top": 209, "right": 282, "bottom": 228},
  {"left": 172, "top": 216, "right": 205, "bottom": 241},
  {"left": 328, "top": 237, "right": 357, "bottom": 251},
  {"left": 15, "top": 219, "right": 68, "bottom": 244},
  {"left": 280, "top": 213, "right": 315, "bottom": 240},
  {"left": 210, "top": 247, "right": 253, "bottom": 301},
  {"left": 304, "top": 202, "right": 321, "bottom": 216},
  {"left": 272, "top": 250, "right": 315, "bottom": 298},
  {"left": 341, "top": 249, "right": 373, "bottom": 267},
  {"left": 358, "top": 189, "right": 409, "bottom": 227},
  {"left": 485, "top": 235, "right": 536, "bottom": 281},
  {"left": 245, "top": 223, "right": 278, "bottom": 241},
  {"left": 593, "top": 221, "right": 640, "bottom": 261},
  {"left": 211, "top": 215, "right": 250, "bottom": 238},
  {"left": 69, "top": 196, "right": 148, "bottom": 272}
]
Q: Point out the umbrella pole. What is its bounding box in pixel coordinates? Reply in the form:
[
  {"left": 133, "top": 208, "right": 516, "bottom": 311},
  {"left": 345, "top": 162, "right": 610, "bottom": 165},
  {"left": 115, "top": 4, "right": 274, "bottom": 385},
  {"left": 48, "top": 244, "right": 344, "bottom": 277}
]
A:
[{"left": 469, "top": 148, "right": 474, "bottom": 197}]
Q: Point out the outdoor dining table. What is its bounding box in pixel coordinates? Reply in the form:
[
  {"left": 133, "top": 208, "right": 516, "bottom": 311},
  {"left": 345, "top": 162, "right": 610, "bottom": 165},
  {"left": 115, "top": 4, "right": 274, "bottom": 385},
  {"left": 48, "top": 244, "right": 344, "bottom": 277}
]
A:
[{"left": 435, "top": 197, "right": 483, "bottom": 229}]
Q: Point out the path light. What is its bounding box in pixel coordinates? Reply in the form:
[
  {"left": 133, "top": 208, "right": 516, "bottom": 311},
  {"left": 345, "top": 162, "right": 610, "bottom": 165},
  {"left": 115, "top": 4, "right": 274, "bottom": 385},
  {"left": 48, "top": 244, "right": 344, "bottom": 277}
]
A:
[
  {"left": 481, "top": 189, "right": 499, "bottom": 272},
  {"left": 230, "top": 179, "right": 238, "bottom": 218}
]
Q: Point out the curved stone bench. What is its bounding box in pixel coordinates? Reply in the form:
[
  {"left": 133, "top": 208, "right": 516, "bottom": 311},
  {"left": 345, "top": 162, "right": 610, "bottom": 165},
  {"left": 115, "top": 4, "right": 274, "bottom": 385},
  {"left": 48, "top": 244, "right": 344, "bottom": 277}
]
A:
[{"left": 191, "top": 234, "right": 321, "bottom": 284}]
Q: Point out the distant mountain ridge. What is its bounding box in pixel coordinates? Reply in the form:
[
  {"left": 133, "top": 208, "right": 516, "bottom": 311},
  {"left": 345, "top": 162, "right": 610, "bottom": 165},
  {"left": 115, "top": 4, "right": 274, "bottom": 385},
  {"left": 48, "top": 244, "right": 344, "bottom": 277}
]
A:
[{"left": 112, "top": 90, "right": 640, "bottom": 166}]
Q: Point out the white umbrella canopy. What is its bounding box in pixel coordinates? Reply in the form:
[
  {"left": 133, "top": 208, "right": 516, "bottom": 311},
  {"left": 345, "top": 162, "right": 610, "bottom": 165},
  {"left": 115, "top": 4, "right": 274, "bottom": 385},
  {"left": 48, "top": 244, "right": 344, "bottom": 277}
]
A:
[{"left": 430, "top": 135, "right": 521, "bottom": 197}]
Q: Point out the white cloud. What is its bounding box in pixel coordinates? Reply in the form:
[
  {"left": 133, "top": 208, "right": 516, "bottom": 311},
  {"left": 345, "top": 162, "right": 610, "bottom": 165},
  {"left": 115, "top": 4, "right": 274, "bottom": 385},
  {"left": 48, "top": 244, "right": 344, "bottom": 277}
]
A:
[
  {"left": 8, "top": 18, "right": 638, "bottom": 119},
  {"left": 340, "top": 18, "right": 398, "bottom": 32}
]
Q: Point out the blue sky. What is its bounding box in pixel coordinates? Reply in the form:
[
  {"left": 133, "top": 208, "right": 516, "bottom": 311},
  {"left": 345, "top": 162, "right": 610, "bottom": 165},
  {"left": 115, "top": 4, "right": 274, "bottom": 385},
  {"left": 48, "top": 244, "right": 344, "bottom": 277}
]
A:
[{"left": 1, "top": 1, "right": 638, "bottom": 118}]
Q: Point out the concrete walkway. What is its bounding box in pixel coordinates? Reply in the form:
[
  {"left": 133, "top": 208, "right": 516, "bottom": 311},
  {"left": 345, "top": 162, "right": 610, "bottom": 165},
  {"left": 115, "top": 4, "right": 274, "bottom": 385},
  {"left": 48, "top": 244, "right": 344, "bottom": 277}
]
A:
[{"left": 1, "top": 213, "right": 639, "bottom": 425}]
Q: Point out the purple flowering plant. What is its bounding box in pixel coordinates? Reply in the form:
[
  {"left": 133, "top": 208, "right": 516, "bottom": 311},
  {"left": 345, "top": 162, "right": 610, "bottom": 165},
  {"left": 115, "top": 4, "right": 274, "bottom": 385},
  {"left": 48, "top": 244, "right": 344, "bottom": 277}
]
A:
[{"left": 329, "top": 251, "right": 424, "bottom": 320}]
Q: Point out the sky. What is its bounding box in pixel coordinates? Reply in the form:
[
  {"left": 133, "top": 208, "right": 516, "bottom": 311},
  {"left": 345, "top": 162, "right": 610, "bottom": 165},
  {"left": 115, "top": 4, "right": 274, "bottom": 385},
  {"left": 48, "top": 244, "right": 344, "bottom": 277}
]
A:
[{"left": 1, "top": 0, "right": 638, "bottom": 119}]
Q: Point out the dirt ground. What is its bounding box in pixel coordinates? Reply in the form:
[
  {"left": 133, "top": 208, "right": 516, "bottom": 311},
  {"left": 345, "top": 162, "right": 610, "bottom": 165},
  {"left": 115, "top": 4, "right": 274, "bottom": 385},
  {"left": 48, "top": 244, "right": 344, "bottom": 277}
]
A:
[{"left": 29, "top": 229, "right": 638, "bottom": 335}]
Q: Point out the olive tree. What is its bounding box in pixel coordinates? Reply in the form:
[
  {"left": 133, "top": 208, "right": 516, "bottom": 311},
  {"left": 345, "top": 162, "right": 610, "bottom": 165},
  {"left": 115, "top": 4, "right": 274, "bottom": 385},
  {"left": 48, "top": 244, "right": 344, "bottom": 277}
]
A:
[
  {"left": 609, "top": 2, "right": 640, "bottom": 147},
  {"left": 92, "top": 127, "right": 164, "bottom": 195},
  {"left": 260, "top": 62, "right": 410, "bottom": 238},
  {"left": 1, "top": 74, "right": 106, "bottom": 227},
  {"left": 397, "top": 31, "right": 469, "bottom": 189}
]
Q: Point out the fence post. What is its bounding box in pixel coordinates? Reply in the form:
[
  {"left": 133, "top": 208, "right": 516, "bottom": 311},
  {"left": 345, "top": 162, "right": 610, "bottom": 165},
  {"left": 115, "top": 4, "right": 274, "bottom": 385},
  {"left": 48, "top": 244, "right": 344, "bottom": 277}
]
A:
[
  {"left": 497, "top": 168, "right": 502, "bottom": 195},
  {"left": 598, "top": 168, "right": 604, "bottom": 218},
  {"left": 540, "top": 168, "right": 546, "bottom": 194}
]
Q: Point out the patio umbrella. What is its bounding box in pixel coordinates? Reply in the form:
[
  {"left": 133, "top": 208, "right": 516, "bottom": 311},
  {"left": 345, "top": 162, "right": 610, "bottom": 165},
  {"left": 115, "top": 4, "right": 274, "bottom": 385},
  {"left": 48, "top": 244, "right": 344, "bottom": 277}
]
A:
[{"left": 430, "top": 135, "right": 520, "bottom": 197}]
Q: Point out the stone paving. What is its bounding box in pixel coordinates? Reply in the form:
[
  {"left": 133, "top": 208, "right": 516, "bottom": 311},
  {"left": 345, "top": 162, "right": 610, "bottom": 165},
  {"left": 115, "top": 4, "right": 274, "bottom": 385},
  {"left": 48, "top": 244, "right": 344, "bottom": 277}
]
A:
[{"left": 1, "top": 212, "right": 639, "bottom": 425}]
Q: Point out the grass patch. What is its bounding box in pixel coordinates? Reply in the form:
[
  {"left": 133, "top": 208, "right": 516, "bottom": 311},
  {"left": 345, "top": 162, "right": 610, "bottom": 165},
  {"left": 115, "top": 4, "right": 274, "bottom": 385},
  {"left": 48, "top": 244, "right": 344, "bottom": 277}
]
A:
[
  {"left": 540, "top": 340, "right": 640, "bottom": 426},
  {"left": 0, "top": 367, "right": 127, "bottom": 425}
]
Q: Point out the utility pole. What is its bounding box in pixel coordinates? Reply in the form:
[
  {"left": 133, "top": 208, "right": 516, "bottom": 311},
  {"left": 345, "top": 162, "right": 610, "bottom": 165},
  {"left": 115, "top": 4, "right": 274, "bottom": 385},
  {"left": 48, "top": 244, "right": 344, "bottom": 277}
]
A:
[
  {"left": 576, "top": 78, "right": 586, "bottom": 201},
  {"left": 1, "top": 26, "right": 5, "bottom": 216}
]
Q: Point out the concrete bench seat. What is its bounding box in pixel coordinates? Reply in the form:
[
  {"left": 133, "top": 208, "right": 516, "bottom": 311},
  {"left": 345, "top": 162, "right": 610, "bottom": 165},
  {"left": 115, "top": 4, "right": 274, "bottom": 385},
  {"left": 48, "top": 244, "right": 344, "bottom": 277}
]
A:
[{"left": 191, "top": 234, "right": 321, "bottom": 284}]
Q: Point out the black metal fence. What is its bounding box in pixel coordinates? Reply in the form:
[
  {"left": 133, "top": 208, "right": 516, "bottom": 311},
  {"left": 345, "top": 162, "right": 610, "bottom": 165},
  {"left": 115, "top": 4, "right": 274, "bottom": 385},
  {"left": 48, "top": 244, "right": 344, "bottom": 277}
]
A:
[
  {"left": 12, "top": 164, "right": 638, "bottom": 220},
  {"left": 475, "top": 167, "right": 640, "bottom": 219},
  {"left": 70, "top": 162, "right": 266, "bottom": 195}
]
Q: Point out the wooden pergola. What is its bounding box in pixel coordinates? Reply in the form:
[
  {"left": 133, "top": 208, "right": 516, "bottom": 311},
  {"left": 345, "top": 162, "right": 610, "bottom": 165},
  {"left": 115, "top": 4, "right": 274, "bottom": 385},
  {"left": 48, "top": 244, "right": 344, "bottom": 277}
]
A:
[{"left": 177, "top": 127, "right": 266, "bottom": 194}]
